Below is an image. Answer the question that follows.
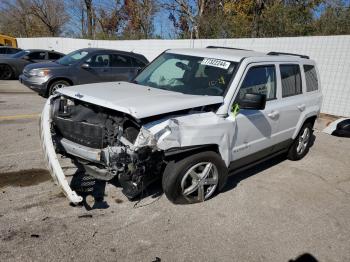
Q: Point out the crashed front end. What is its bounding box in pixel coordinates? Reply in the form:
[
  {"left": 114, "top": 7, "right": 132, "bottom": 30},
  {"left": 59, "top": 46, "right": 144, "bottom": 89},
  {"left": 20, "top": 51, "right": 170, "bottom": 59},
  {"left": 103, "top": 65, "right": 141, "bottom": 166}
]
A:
[
  {"left": 41, "top": 94, "right": 235, "bottom": 204},
  {"left": 40, "top": 95, "right": 164, "bottom": 204}
]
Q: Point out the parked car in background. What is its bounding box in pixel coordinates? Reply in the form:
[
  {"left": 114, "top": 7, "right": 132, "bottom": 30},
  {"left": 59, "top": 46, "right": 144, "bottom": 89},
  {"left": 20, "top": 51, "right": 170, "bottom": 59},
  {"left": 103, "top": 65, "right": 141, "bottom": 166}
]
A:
[
  {"left": 20, "top": 48, "right": 149, "bottom": 97},
  {"left": 40, "top": 47, "right": 322, "bottom": 205},
  {"left": 0, "top": 46, "right": 22, "bottom": 57},
  {"left": 0, "top": 49, "right": 64, "bottom": 80}
]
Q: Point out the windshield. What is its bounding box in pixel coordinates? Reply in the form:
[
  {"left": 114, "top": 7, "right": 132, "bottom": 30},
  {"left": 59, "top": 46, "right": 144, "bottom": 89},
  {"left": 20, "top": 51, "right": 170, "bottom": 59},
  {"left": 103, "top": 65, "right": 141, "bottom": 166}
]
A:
[
  {"left": 134, "top": 53, "right": 238, "bottom": 96},
  {"left": 56, "top": 50, "right": 90, "bottom": 66},
  {"left": 10, "top": 50, "right": 29, "bottom": 58}
]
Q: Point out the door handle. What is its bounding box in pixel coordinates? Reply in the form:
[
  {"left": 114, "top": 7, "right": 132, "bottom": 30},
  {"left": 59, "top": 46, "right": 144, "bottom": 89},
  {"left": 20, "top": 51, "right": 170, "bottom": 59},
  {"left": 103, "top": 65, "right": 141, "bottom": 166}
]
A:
[
  {"left": 297, "top": 104, "right": 306, "bottom": 111},
  {"left": 268, "top": 110, "right": 279, "bottom": 119}
]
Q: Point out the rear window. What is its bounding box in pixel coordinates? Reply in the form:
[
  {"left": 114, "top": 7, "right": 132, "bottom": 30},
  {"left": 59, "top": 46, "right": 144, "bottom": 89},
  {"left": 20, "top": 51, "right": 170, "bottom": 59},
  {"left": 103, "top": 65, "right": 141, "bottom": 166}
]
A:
[
  {"left": 280, "top": 64, "right": 302, "bottom": 97},
  {"left": 304, "top": 65, "right": 318, "bottom": 92}
]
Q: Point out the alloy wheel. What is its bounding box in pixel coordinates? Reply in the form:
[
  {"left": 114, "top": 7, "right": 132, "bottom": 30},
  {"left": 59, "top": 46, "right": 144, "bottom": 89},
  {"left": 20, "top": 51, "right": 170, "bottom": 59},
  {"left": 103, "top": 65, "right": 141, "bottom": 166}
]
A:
[{"left": 180, "top": 162, "right": 219, "bottom": 202}]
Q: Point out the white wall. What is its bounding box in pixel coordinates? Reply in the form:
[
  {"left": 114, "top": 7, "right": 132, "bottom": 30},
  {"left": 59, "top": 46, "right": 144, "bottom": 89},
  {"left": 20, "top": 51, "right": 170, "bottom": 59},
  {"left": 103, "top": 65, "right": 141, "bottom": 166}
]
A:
[{"left": 17, "top": 35, "right": 350, "bottom": 117}]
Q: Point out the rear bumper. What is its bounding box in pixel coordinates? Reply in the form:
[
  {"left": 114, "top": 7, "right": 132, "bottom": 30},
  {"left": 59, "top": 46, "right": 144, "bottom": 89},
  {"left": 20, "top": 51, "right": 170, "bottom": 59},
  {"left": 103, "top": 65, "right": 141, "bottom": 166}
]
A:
[
  {"left": 19, "top": 74, "right": 48, "bottom": 95},
  {"left": 40, "top": 98, "right": 83, "bottom": 204}
]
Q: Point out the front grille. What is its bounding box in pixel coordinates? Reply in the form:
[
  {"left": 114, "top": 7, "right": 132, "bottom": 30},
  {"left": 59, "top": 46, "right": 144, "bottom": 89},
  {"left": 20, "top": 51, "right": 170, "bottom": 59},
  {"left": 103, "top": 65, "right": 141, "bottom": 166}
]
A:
[{"left": 54, "top": 117, "right": 105, "bottom": 149}]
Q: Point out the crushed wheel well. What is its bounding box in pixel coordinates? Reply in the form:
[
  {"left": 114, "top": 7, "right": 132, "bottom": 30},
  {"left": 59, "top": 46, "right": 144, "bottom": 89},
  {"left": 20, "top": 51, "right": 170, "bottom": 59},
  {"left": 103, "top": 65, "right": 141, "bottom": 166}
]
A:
[
  {"left": 164, "top": 144, "right": 220, "bottom": 162},
  {"left": 304, "top": 115, "right": 317, "bottom": 128}
]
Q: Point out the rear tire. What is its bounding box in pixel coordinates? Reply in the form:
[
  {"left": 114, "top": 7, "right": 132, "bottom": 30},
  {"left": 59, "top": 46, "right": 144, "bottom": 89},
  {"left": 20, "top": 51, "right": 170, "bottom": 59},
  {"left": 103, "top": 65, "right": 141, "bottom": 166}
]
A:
[
  {"left": 0, "top": 65, "right": 14, "bottom": 80},
  {"left": 162, "top": 151, "right": 228, "bottom": 204},
  {"left": 287, "top": 122, "right": 313, "bottom": 161},
  {"left": 48, "top": 80, "right": 70, "bottom": 96}
]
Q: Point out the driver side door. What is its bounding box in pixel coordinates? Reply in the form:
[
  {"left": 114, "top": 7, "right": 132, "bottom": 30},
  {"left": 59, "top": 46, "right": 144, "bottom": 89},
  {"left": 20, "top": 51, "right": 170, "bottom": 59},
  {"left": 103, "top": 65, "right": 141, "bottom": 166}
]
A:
[{"left": 229, "top": 63, "right": 280, "bottom": 168}]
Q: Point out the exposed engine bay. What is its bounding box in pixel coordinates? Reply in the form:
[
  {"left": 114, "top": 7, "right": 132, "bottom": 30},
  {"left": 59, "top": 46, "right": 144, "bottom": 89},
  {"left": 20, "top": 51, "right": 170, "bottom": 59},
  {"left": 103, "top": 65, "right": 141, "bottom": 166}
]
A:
[
  {"left": 41, "top": 91, "right": 233, "bottom": 204},
  {"left": 51, "top": 95, "right": 164, "bottom": 199}
]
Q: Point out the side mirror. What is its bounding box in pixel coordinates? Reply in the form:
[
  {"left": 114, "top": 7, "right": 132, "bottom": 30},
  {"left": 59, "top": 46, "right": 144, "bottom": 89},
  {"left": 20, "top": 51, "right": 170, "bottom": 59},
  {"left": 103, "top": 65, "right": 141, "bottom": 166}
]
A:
[
  {"left": 238, "top": 93, "right": 266, "bottom": 110},
  {"left": 23, "top": 55, "right": 30, "bottom": 60},
  {"left": 81, "top": 63, "right": 90, "bottom": 69}
]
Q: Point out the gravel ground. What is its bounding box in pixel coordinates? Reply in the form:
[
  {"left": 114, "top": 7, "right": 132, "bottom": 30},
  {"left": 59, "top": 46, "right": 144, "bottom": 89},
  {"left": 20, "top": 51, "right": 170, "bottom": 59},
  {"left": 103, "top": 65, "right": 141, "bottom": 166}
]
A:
[{"left": 0, "top": 81, "right": 349, "bottom": 262}]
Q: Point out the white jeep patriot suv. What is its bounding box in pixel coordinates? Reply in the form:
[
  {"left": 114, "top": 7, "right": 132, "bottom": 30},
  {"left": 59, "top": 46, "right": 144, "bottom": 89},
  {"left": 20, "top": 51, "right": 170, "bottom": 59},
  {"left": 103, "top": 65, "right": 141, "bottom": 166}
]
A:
[{"left": 40, "top": 47, "right": 322, "bottom": 205}]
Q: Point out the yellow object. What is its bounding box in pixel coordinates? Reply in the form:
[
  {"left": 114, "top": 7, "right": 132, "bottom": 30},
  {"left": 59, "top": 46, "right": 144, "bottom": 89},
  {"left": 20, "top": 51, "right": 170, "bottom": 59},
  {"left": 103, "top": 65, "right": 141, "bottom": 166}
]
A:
[
  {"left": 0, "top": 113, "right": 40, "bottom": 121},
  {"left": 0, "top": 34, "right": 18, "bottom": 47},
  {"left": 218, "top": 76, "right": 225, "bottom": 85},
  {"left": 231, "top": 103, "right": 240, "bottom": 117}
]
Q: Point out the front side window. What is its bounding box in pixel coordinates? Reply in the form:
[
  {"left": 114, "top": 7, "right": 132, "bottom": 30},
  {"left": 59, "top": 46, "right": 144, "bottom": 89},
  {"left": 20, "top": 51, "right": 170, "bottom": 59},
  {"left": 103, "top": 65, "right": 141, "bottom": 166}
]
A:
[
  {"left": 280, "top": 64, "right": 302, "bottom": 97},
  {"left": 304, "top": 65, "right": 318, "bottom": 92},
  {"left": 56, "top": 50, "right": 89, "bottom": 66},
  {"left": 238, "top": 65, "right": 276, "bottom": 101},
  {"left": 134, "top": 52, "right": 238, "bottom": 96}
]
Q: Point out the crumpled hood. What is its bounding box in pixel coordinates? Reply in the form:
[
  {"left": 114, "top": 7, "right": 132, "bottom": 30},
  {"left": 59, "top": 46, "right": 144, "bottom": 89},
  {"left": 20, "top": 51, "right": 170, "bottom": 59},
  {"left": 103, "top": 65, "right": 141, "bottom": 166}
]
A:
[{"left": 57, "top": 81, "right": 223, "bottom": 119}]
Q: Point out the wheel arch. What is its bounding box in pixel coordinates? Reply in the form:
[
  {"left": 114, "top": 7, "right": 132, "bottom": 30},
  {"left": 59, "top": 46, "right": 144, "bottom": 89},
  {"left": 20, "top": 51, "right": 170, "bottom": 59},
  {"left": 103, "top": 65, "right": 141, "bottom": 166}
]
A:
[
  {"left": 164, "top": 144, "right": 220, "bottom": 162},
  {"left": 46, "top": 77, "right": 74, "bottom": 95},
  {"left": 292, "top": 113, "right": 318, "bottom": 139}
]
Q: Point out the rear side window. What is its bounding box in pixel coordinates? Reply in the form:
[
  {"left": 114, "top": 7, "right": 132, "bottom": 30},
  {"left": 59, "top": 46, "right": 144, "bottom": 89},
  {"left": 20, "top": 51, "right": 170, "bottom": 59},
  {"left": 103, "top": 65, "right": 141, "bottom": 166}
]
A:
[
  {"left": 86, "top": 54, "right": 110, "bottom": 67},
  {"left": 239, "top": 65, "right": 277, "bottom": 101},
  {"left": 132, "top": 57, "right": 146, "bottom": 68},
  {"left": 110, "top": 54, "right": 133, "bottom": 67},
  {"left": 0, "top": 48, "right": 7, "bottom": 54},
  {"left": 28, "top": 51, "right": 46, "bottom": 60},
  {"left": 280, "top": 64, "right": 302, "bottom": 97},
  {"left": 304, "top": 65, "right": 318, "bottom": 92},
  {"left": 49, "top": 52, "right": 63, "bottom": 60}
]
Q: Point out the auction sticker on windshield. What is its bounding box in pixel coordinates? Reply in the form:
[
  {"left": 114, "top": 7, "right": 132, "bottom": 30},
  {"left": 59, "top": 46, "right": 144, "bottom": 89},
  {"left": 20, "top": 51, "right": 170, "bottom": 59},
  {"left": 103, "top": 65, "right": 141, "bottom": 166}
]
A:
[{"left": 201, "top": 58, "right": 231, "bottom": 69}]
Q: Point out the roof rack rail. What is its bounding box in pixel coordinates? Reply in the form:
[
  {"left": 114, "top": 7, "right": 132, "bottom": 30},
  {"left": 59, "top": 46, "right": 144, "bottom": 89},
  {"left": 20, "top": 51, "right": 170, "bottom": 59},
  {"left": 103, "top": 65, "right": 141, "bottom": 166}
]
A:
[
  {"left": 206, "top": 46, "right": 251, "bottom": 51},
  {"left": 267, "top": 51, "right": 309, "bottom": 59}
]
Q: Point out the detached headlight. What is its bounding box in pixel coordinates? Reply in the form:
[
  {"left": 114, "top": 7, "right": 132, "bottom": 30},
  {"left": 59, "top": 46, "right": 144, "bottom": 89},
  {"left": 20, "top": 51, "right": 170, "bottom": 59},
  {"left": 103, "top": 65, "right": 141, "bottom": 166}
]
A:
[{"left": 29, "top": 69, "right": 51, "bottom": 77}]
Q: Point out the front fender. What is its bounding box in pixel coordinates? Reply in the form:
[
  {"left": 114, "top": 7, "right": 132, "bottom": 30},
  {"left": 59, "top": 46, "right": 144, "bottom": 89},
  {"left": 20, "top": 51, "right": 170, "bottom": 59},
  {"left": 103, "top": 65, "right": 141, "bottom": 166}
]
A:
[{"left": 135, "top": 112, "right": 236, "bottom": 166}]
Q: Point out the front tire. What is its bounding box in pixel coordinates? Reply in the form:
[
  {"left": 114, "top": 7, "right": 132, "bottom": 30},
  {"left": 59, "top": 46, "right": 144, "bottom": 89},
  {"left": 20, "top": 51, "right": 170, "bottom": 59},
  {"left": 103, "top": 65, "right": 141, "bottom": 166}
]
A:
[
  {"left": 48, "top": 80, "right": 70, "bottom": 96},
  {"left": 162, "top": 151, "right": 228, "bottom": 204},
  {"left": 287, "top": 122, "right": 313, "bottom": 161}
]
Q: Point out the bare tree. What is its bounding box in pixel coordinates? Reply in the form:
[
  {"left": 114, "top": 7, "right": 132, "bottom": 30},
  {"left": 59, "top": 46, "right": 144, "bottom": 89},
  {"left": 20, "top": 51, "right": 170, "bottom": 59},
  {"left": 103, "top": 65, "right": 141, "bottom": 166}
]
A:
[
  {"left": 84, "top": 0, "right": 94, "bottom": 38},
  {"left": 95, "top": 1, "right": 124, "bottom": 39},
  {"left": 163, "top": 0, "right": 205, "bottom": 39},
  {"left": 0, "top": 0, "right": 66, "bottom": 37},
  {"left": 30, "top": 0, "right": 69, "bottom": 36},
  {"left": 123, "top": 0, "right": 158, "bottom": 39}
]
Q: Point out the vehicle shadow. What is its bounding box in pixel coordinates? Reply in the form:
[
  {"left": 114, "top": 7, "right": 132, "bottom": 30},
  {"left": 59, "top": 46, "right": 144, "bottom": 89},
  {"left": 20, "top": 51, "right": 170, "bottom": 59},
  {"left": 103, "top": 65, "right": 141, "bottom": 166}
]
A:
[
  {"left": 74, "top": 134, "right": 316, "bottom": 209},
  {"left": 289, "top": 253, "right": 318, "bottom": 262},
  {"left": 222, "top": 134, "right": 316, "bottom": 192},
  {"left": 223, "top": 153, "right": 287, "bottom": 192}
]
